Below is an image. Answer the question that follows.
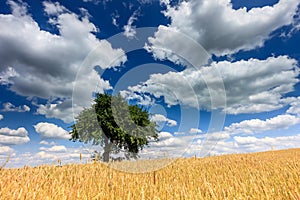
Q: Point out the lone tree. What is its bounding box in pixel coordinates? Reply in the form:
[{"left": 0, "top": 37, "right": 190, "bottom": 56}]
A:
[{"left": 70, "top": 93, "right": 159, "bottom": 162}]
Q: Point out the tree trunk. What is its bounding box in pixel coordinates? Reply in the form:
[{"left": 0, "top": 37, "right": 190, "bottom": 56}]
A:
[
  {"left": 103, "top": 136, "right": 111, "bottom": 162},
  {"left": 103, "top": 150, "right": 110, "bottom": 162}
]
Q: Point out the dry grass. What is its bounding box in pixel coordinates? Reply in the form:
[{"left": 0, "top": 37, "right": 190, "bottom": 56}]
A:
[{"left": 0, "top": 148, "right": 299, "bottom": 199}]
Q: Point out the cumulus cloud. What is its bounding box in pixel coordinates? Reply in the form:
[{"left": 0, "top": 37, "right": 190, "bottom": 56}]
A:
[
  {"left": 157, "top": 131, "right": 173, "bottom": 140},
  {"left": 189, "top": 132, "right": 300, "bottom": 156},
  {"left": 0, "top": 146, "right": 15, "bottom": 155},
  {"left": 43, "top": 1, "right": 68, "bottom": 16},
  {"left": 34, "top": 122, "right": 71, "bottom": 140},
  {"left": 39, "top": 140, "right": 49, "bottom": 145},
  {"left": 144, "top": 131, "right": 193, "bottom": 156},
  {"left": 1, "top": 102, "right": 30, "bottom": 112},
  {"left": 0, "top": 67, "right": 19, "bottom": 85},
  {"left": 6, "top": 0, "right": 28, "bottom": 17},
  {"left": 225, "top": 114, "right": 300, "bottom": 134},
  {"left": 123, "top": 9, "right": 139, "bottom": 39},
  {"left": 187, "top": 129, "right": 300, "bottom": 156},
  {"left": 111, "top": 14, "right": 119, "bottom": 27},
  {"left": 137, "top": 131, "right": 219, "bottom": 159},
  {"left": 39, "top": 140, "right": 56, "bottom": 146},
  {"left": 20, "top": 146, "right": 89, "bottom": 167},
  {"left": 189, "top": 128, "right": 202, "bottom": 134},
  {"left": 190, "top": 98, "right": 300, "bottom": 156},
  {"left": 120, "top": 90, "right": 154, "bottom": 106},
  {"left": 206, "top": 132, "right": 230, "bottom": 141},
  {"left": 0, "top": 145, "right": 90, "bottom": 167},
  {"left": 0, "top": 127, "right": 28, "bottom": 137},
  {"left": 0, "top": 1, "right": 126, "bottom": 122},
  {"left": 148, "top": 0, "right": 300, "bottom": 62},
  {"left": 36, "top": 151, "right": 56, "bottom": 159},
  {"left": 124, "top": 56, "right": 299, "bottom": 114},
  {"left": 36, "top": 99, "right": 75, "bottom": 123},
  {"left": 232, "top": 134, "right": 300, "bottom": 152},
  {"left": 0, "top": 127, "right": 30, "bottom": 145},
  {"left": 0, "top": 114, "right": 3, "bottom": 120},
  {"left": 185, "top": 97, "right": 300, "bottom": 156},
  {"left": 40, "top": 145, "right": 67, "bottom": 152},
  {"left": 47, "top": 145, "right": 67, "bottom": 152},
  {"left": 287, "top": 97, "right": 300, "bottom": 116},
  {"left": 202, "top": 109, "right": 300, "bottom": 142},
  {"left": 145, "top": 26, "right": 210, "bottom": 67},
  {"left": 151, "top": 114, "right": 177, "bottom": 127}
]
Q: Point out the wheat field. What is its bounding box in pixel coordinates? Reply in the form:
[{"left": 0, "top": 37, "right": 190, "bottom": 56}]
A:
[{"left": 0, "top": 148, "right": 299, "bottom": 199}]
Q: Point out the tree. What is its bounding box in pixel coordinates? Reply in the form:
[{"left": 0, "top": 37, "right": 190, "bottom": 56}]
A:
[{"left": 70, "top": 93, "right": 159, "bottom": 162}]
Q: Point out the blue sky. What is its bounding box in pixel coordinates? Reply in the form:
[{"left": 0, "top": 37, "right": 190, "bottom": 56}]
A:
[{"left": 0, "top": 0, "right": 300, "bottom": 168}]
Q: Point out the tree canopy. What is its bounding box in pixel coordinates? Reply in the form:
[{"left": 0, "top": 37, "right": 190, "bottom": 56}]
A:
[{"left": 70, "top": 93, "right": 159, "bottom": 162}]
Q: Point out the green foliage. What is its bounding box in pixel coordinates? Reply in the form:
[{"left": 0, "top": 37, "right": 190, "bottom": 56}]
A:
[{"left": 70, "top": 93, "right": 159, "bottom": 162}]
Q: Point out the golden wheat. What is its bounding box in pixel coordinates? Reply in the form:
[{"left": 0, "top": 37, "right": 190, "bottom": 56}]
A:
[{"left": 0, "top": 148, "right": 299, "bottom": 199}]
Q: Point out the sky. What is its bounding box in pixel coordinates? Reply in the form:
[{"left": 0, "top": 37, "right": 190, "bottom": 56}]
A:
[{"left": 0, "top": 0, "right": 300, "bottom": 168}]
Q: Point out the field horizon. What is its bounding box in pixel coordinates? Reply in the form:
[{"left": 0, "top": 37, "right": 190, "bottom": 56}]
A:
[{"left": 0, "top": 148, "right": 299, "bottom": 199}]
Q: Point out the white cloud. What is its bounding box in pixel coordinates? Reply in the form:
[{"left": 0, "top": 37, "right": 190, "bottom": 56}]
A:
[
  {"left": 189, "top": 128, "right": 202, "bottom": 134},
  {"left": 0, "top": 127, "right": 28, "bottom": 137},
  {"left": 6, "top": 0, "right": 28, "bottom": 17},
  {"left": 151, "top": 136, "right": 182, "bottom": 148},
  {"left": 148, "top": 131, "right": 191, "bottom": 152},
  {"left": 47, "top": 145, "right": 67, "bottom": 152},
  {"left": 0, "top": 1, "right": 126, "bottom": 122},
  {"left": 139, "top": 131, "right": 203, "bottom": 159},
  {"left": 111, "top": 11, "right": 120, "bottom": 28},
  {"left": 27, "top": 150, "right": 85, "bottom": 166},
  {"left": 206, "top": 132, "right": 230, "bottom": 141},
  {"left": 151, "top": 114, "right": 177, "bottom": 127},
  {"left": 233, "top": 136, "right": 259, "bottom": 145},
  {"left": 186, "top": 99, "right": 300, "bottom": 155},
  {"left": 186, "top": 131, "right": 300, "bottom": 157},
  {"left": 124, "top": 56, "right": 299, "bottom": 114},
  {"left": 30, "top": 146, "right": 89, "bottom": 166},
  {"left": 145, "top": 26, "right": 211, "bottom": 67},
  {"left": 160, "top": 0, "right": 170, "bottom": 6},
  {"left": 39, "top": 140, "right": 56, "bottom": 146},
  {"left": 43, "top": 1, "right": 68, "bottom": 16},
  {"left": 120, "top": 90, "right": 154, "bottom": 106},
  {"left": 0, "top": 114, "right": 3, "bottom": 121},
  {"left": 34, "top": 122, "right": 71, "bottom": 140},
  {"left": 152, "top": 132, "right": 181, "bottom": 148},
  {"left": 185, "top": 97, "right": 300, "bottom": 156},
  {"left": 280, "top": 9, "right": 300, "bottom": 38},
  {"left": 36, "top": 151, "right": 56, "bottom": 159},
  {"left": 1, "top": 145, "right": 91, "bottom": 168},
  {"left": 173, "top": 131, "right": 185, "bottom": 135},
  {"left": 112, "top": 17, "right": 118, "bottom": 27},
  {"left": 1, "top": 102, "right": 30, "bottom": 112},
  {"left": 40, "top": 145, "right": 67, "bottom": 153},
  {"left": 148, "top": 0, "right": 300, "bottom": 61},
  {"left": 39, "top": 140, "right": 49, "bottom": 145},
  {"left": 158, "top": 131, "right": 173, "bottom": 140},
  {"left": 123, "top": 9, "right": 139, "bottom": 39},
  {"left": 232, "top": 134, "right": 300, "bottom": 152},
  {"left": 0, "top": 127, "right": 30, "bottom": 145},
  {"left": 36, "top": 99, "right": 75, "bottom": 124},
  {"left": 0, "top": 146, "right": 15, "bottom": 155},
  {"left": 287, "top": 97, "right": 300, "bottom": 116},
  {"left": 0, "top": 67, "right": 19, "bottom": 85},
  {"left": 225, "top": 114, "right": 300, "bottom": 134}
]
